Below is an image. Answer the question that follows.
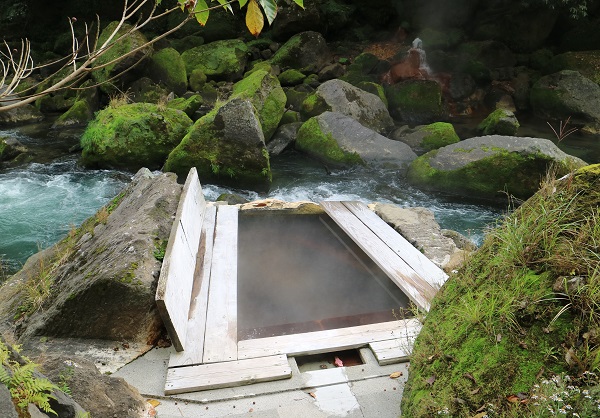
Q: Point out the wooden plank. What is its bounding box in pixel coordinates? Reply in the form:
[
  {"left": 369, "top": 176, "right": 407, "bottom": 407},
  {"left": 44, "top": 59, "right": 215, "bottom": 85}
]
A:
[
  {"left": 155, "top": 168, "right": 206, "bottom": 351},
  {"left": 169, "top": 206, "right": 217, "bottom": 368},
  {"left": 238, "top": 319, "right": 421, "bottom": 359},
  {"left": 202, "top": 205, "right": 239, "bottom": 363},
  {"left": 320, "top": 201, "right": 436, "bottom": 311},
  {"left": 342, "top": 201, "right": 448, "bottom": 289},
  {"left": 369, "top": 332, "right": 419, "bottom": 365},
  {"left": 165, "top": 354, "right": 291, "bottom": 395}
]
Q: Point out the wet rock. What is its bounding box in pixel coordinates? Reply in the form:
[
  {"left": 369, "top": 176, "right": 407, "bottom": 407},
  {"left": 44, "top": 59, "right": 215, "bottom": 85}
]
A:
[
  {"left": 0, "top": 91, "right": 44, "bottom": 125},
  {"left": 386, "top": 80, "right": 445, "bottom": 125},
  {"left": 407, "top": 135, "right": 587, "bottom": 200},
  {"left": 0, "top": 169, "right": 181, "bottom": 345},
  {"left": 0, "top": 136, "right": 28, "bottom": 161},
  {"left": 548, "top": 51, "right": 600, "bottom": 86},
  {"left": 52, "top": 99, "right": 94, "bottom": 128},
  {"left": 296, "top": 111, "right": 417, "bottom": 171},
  {"left": 301, "top": 79, "right": 394, "bottom": 134},
  {"left": 268, "top": 122, "right": 302, "bottom": 156},
  {"left": 371, "top": 204, "right": 469, "bottom": 271},
  {"left": 530, "top": 70, "right": 600, "bottom": 134}
]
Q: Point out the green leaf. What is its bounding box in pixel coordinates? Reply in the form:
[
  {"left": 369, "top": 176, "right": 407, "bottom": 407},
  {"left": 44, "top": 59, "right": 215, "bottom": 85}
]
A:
[
  {"left": 213, "top": 0, "right": 233, "bottom": 13},
  {"left": 258, "top": 0, "right": 277, "bottom": 25},
  {"left": 194, "top": 0, "right": 210, "bottom": 25},
  {"left": 246, "top": 0, "right": 264, "bottom": 37},
  {"left": 238, "top": 0, "right": 249, "bottom": 8},
  {"left": 177, "top": 0, "right": 187, "bottom": 11},
  {"left": 292, "top": 0, "right": 304, "bottom": 8}
]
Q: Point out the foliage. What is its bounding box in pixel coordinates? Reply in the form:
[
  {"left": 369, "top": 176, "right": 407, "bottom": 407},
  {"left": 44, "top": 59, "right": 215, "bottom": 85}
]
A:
[
  {"left": 521, "top": 0, "right": 590, "bottom": 18},
  {"left": 174, "top": 0, "right": 304, "bottom": 37},
  {"left": 0, "top": 340, "right": 59, "bottom": 415},
  {"left": 402, "top": 165, "right": 600, "bottom": 417}
]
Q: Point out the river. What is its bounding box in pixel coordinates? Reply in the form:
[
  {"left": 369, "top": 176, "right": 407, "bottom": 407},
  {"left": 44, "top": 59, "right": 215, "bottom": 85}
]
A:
[{"left": 3, "top": 116, "right": 596, "bottom": 276}]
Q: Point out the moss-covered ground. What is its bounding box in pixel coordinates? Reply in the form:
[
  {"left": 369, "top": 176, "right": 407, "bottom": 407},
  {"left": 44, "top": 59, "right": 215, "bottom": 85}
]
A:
[{"left": 402, "top": 164, "right": 600, "bottom": 417}]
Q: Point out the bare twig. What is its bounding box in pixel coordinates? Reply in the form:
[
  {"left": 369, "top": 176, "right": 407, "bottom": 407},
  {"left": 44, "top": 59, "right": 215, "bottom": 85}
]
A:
[{"left": 547, "top": 116, "right": 579, "bottom": 143}]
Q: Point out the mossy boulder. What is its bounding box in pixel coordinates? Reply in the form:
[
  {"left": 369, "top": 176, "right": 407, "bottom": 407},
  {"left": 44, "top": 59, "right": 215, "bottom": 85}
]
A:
[
  {"left": 356, "top": 81, "right": 387, "bottom": 107},
  {"left": 0, "top": 137, "right": 27, "bottom": 162},
  {"left": 402, "top": 164, "right": 600, "bottom": 417},
  {"left": 386, "top": 80, "right": 445, "bottom": 125},
  {"left": 129, "top": 77, "right": 170, "bottom": 103},
  {"left": 407, "top": 135, "right": 587, "bottom": 200},
  {"left": 477, "top": 108, "right": 520, "bottom": 136},
  {"left": 34, "top": 67, "right": 78, "bottom": 113},
  {"left": 145, "top": 47, "right": 187, "bottom": 96},
  {"left": 91, "top": 21, "right": 152, "bottom": 91},
  {"left": 189, "top": 68, "right": 207, "bottom": 91},
  {"left": 278, "top": 69, "right": 306, "bottom": 86},
  {"left": 530, "top": 70, "right": 600, "bottom": 134},
  {"left": 181, "top": 39, "right": 249, "bottom": 81},
  {"left": 396, "top": 122, "right": 460, "bottom": 155},
  {"left": 301, "top": 79, "right": 394, "bottom": 133},
  {"left": 340, "top": 52, "right": 383, "bottom": 86},
  {"left": 52, "top": 99, "right": 94, "bottom": 128},
  {"left": 295, "top": 111, "right": 417, "bottom": 170},
  {"left": 231, "top": 69, "right": 287, "bottom": 140},
  {"left": 80, "top": 103, "right": 193, "bottom": 171},
  {"left": 270, "top": 31, "right": 330, "bottom": 73},
  {"left": 548, "top": 51, "right": 600, "bottom": 85},
  {"left": 166, "top": 95, "right": 203, "bottom": 118},
  {"left": 164, "top": 98, "right": 271, "bottom": 191}
]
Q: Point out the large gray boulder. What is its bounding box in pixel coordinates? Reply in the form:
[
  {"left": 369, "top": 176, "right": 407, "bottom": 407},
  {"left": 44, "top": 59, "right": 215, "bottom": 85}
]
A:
[
  {"left": 295, "top": 111, "right": 417, "bottom": 171},
  {"left": 0, "top": 169, "right": 181, "bottom": 344},
  {"left": 372, "top": 204, "right": 472, "bottom": 271},
  {"left": 301, "top": 79, "right": 394, "bottom": 134},
  {"left": 164, "top": 98, "right": 271, "bottom": 191},
  {"left": 407, "top": 135, "right": 587, "bottom": 200},
  {"left": 530, "top": 70, "right": 600, "bottom": 134}
]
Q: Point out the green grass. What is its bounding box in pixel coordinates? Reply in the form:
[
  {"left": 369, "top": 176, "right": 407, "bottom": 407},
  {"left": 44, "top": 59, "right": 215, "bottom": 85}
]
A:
[{"left": 402, "top": 165, "right": 600, "bottom": 417}]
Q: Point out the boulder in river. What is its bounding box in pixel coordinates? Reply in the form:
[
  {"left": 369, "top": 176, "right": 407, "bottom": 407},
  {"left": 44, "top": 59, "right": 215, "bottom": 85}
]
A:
[
  {"left": 301, "top": 79, "right": 394, "bottom": 134},
  {"left": 295, "top": 111, "right": 417, "bottom": 170},
  {"left": 477, "top": 108, "right": 520, "bottom": 136},
  {"left": 80, "top": 102, "right": 193, "bottom": 171},
  {"left": 407, "top": 135, "right": 587, "bottom": 200}
]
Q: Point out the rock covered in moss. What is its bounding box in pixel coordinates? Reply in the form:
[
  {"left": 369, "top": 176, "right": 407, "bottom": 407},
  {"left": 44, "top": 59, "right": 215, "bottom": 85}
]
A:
[
  {"left": 166, "top": 94, "right": 203, "bottom": 118},
  {"left": 0, "top": 136, "right": 27, "bottom": 162},
  {"left": 340, "top": 52, "right": 383, "bottom": 86},
  {"left": 91, "top": 21, "right": 152, "bottom": 90},
  {"left": 395, "top": 122, "right": 460, "bottom": 155},
  {"left": 189, "top": 68, "right": 207, "bottom": 91},
  {"left": 531, "top": 70, "right": 600, "bottom": 133},
  {"left": 164, "top": 98, "right": 271, "bottom": 191},
  {"left": 181, "top": 39, "right": 249, "bottom": 81},
  {"left": 270, "top": 31, "right": 330, "bottom": 73},
  {"left": 145, "top": 47, "right": 187, "bottom": 95},
  {"left": 52, "top": 99, "right": 94, "bottom": 128},
  {"left": 548, "top": 51, "right": 600, "bottom": 85},
  {"left": 278, "top": 69, "right": 306, "bottom": 86},
  {"left": 80, "top": 103, "right": 192, "bottom": 170},
  {"left": 386, "top": 80, "right": 445, "bottom": 125},
  {"left": 231, "top": 69, "right": 287, "bottom": 140},
  {"left": 407, "top": 135, "right": 587, "bottom": 200},
  {"left": 301, "top": 79, "right": 394, "bottom": 134},
  {"left": 296, "top": 111, "right": 416, "bottom": 170},
  {"left": 0, "top": 169, "right": 181, "bottom": 344},
  {"left": 477, "top": 108, "right": 520, "bottom": 135}
]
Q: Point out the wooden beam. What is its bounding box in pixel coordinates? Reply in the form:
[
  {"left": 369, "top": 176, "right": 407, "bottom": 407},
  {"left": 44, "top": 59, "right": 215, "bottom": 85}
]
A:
[
  {"left": 202, "top": 205, "right": 239, "bottom": 364},
  {"left": 169, "top": 206, "right": 217, "bottom": 368},
  {"left": 320, "top": 201, "right": 436, "bottom": 311},
  {"left": 342, "top": 201, "right": 448, "bottom": 289},
  {"left": 238, "top": 319, "right": 421, "bottom": 359},
  {"left": 369, "top": 333, "right": 418, "bottom": 365},
  {"left": 155, "top": 168, "right": 206, "bottom": 351},
  {"left": 165, "top": 355, "right": 291, "bottom": 395}
]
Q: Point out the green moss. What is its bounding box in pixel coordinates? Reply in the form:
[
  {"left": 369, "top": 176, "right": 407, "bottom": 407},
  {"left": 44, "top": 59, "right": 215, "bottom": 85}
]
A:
[
  {"left": 386, "top": 81, "right": 443, "bottom": 123},
  {"left": 80, "top": 102, "right": 192, "bottom": 170},
  {"left": 296, "top": 117, "right": 364, "bottom": 167},
  {"left": 118, "top": 262, "right": 140, "bottom": 285},
  {"left": 54, "top": 100, "right": 92, "bottom": 127},
  {"left": 407, "top": 150, "right": 559, "bottom": 199},
  {"left": 278, "top": 69, "right": 305, "bottom": 86},
  {"left": 421, "top": 122, "right": 460, "bottom": 151},
  {"left": 478, "top": 109, "right": 520, "bottom": 136},
  {"left": 147, "top": 47, "right": 187, "bottom": 95},
  {"left": 300, "top": 93, "right": 330, "bottom": 119},
  {"left": 356, "top": 81, "right": 387, "bottom": 107},
  {"left": 181, "top": 39, "right": 249, "bottom": 80},
  {"left": 166, "top": 95, "right": 203, "bottom": 118},
  {"left": 107, "top": 191, "right": 126, "bottom": 214},
  {"left": 189, "top": 68, "right": 207, "bottom": 91}
]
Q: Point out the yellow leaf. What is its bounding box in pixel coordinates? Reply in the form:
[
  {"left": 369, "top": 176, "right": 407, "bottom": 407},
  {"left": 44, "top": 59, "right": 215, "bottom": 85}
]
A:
[
  {"left": 246, "top": 0, "right": 264, "bottom": 37},
  {"left": 147, "top": 399, "right": 161, "bottom": 407},
  {"left": 389, "top": 371, "right": 403, "bottom": 379}
]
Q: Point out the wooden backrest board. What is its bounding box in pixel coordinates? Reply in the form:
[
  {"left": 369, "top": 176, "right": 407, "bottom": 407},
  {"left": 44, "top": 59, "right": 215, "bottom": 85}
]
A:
[{"left": 155, "top": 168, "right": 206, "bottom": 351}]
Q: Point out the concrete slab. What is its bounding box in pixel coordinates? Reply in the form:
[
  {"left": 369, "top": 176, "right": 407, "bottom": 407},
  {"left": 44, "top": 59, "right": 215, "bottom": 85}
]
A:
[{"left": 113, "top": 343, "right": 411, "bottom": 417}]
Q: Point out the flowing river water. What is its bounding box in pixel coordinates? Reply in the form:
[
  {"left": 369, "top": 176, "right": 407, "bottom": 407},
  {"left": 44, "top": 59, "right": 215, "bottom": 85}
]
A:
[{"left": 2, "top": 117, "right": 598, "bottom": 276}]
